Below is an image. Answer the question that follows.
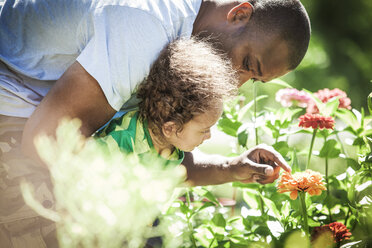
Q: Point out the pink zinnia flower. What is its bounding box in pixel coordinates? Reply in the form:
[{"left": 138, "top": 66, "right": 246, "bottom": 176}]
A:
[
  {"left": 299, "top": 113, "right": 335, "bottom": 130},
  {"left": 307, "top": 88, "right": 352, "bottom": 114},
  {"left": 275, "top": 88, "right": 311, "bottom": 108},
  {"left": 312, "top": 222, "right": 351, "bottom": 243},
  {"left": 277, "top": 170, "right": 327, "bottom": 200}
]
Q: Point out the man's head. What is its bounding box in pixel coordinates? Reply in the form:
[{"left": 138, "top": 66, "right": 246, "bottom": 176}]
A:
[
  {"left": 137, "top": 38, "right": 237, "bottom": 151},
  {"left": 193, "top": 0, "right": 311, "bottom": 85}
]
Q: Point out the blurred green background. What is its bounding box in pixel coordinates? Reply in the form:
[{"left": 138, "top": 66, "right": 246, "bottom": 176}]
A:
[{"left": 246, "top": 0, "right": 372, "bottom": 110}]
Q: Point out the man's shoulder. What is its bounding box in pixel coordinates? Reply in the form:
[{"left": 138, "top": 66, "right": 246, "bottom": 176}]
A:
[{"left": 95, "top": 0, "right": 202, "bottom": 26}]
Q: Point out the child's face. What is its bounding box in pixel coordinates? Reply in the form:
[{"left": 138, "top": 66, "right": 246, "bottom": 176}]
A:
[{"left": 165, "top": 102, "right": 223, "bottom": 152}]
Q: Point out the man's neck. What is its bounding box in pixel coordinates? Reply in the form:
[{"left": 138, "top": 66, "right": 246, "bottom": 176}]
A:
[{"left": 192, "top": 0, "right": 240, "bottom": 36}]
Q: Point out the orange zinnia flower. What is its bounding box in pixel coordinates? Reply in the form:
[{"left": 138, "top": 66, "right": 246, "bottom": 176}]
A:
[
  {"left": 298, "top": 113, "right": 335, "bottom": 130},
  {"left": 277, "top": 170, "right": 327, "bottom": 200}
]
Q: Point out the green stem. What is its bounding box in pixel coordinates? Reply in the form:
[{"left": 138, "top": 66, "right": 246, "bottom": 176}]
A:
[
  {"left": 275, "top": 127, "right": 281, "bottom": 144},
  {"left": 299, "top": 192, "right": 309, "bottom": 236},
  {"left": 254, "top": 83, "right": 259, "bottom": 146},
  {"left": 344, "top": 206, "right": 351, "bottom": 226},
  {"left": 336, "top": 132, "right": 348, "bottom": 157},
  {"left": 325, "top": 156, "right": 333, "bottom": 222},
  {"left": 186, "top": 191, "right": 197, "bottom": 248},
  {"left": 307, "top": 128, "right": 318, "bottom": 170},
  {"left": 231, "top": 187, "right": 237, "bottom": 217},
  {"left": 286, "top": 126, "right": 292, "bottom": 143},
  {"left": 208, "top": 237, "right": 216, "bottom": 248},
  {"left": 258, "top": 186, "right": 265, "bottom": 217}
]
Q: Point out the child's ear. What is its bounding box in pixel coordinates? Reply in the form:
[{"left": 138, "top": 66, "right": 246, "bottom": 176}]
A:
[{"left": 162, "top": 121, "right": 177, "bottom": 138}]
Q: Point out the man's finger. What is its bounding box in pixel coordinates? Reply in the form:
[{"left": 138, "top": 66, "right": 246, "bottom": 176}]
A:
[
  {"left": 253, "top": 144, "right": 291, "bottom": 172},
  {"left": 272, "top": 155, "right": 291, "bottom": 172},
  {"left": 247, "top": 161, "right": 274, "bottom": 176},
  {"left": 259, "top": 148, "right": 291, "bottom": 173}
]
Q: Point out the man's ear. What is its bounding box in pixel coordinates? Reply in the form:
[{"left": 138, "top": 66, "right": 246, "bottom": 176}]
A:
[
  {"left": 162, "top": 121, "right": 177, "bottom": 138},
  {"left": 227, "top": 2, "right": 254, "bottom": 24}
]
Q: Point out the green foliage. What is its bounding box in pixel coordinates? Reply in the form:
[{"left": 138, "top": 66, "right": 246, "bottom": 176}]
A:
[
  {"left": 22, "top": 85, "right": 372, "bottom": 247},
  {"left": 23, "top": 119, "right": 185, "bottom": 248},
  {"left": 212, "top": 86, "right": 372, "bottom": 247}
]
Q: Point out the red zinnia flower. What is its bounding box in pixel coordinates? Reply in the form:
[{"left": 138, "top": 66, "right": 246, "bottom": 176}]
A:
[
  {"left": 307, "top": 88, "right": 352, "bottom": 114},
  {"left": 299, "top": 113, "right": 335, "bottom": 130},
  {"left": 312, "top": 222, "right": 351, "bottom": 243}
]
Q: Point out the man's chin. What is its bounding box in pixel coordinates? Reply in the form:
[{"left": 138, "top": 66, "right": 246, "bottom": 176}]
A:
[{"left": 183, "top": 147, "right": 196, "bottom": 152}]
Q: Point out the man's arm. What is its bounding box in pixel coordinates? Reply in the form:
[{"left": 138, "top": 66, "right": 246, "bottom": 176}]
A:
[
  {"left": 182, "top": 144, "right": 291, "bottom": 186},
  {"left": 22, "top": 61, "right": 117, "bottom": 162}
]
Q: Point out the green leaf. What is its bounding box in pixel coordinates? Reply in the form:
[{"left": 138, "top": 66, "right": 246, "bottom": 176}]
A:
[
  {"left": 283, "top": 230, "right": 311, "bottom": 248},
  {"left": 278, "top": 108, "right": 303, "bottom": 127},
  {"left": 265, "top": 79, "right": 293, "bottom": 88},
  {"left": 192, "top": 187, "right": 221, "bottom": 206},
  {"left": 237, "top": 130, "right": 248, "bottom": 148},
  {"left": 335, "top": 108, "right": 360, "bottom": 131},
  {"left": 243, "top": 189, "right": 259, "bottom": 209},
  {"left": 261, "top": 196, "right": 282, "bottom": 220},
  {"left": 342, "top": 126, "right": 358, "bottom": 135},
  {"left": 319, "top": 139, "right": 341, "bottom": 158},
  {"left": 254, "top": 225, "right": 271, "bottom": 236},
  {"left": 323, "top": 96, "right": 340, "bottom": 116},
  {"left": 229, "top": 235, "right": 249, "bottom": 245},
  {"left": 237, "top": 95, "right": 268, "bottom": 122},
  {"left": 212, "top": 213, "right": 226, "bottom": 228},
  {"left": 218, "top": 118, "right": 242, "bottom": 137},
  {"left": 353, "top": 137, "right": 365, "bottom": 146},
  {"left": 208, "top": 225, "right": 225, "bottom": 237},
  {"left": 195, "top": 201, "right": 216, "bottom": 214},
  {"left": 291, "top": 148, "right": 301, "bottom": 173},
  {"left": 362, "top": 128, "right": 372, "bottom": 137},
  {"left": 273, "top": 141, "right": 290, "bottom": 157},
  {"left": 345, "top": 158, "right": 361, "bottom": 171},
  {"left": 348, "top": 172, "right": 362, "bottom": 206},
  {"left": 303, "top": 89, "right": 326, "bottom": 114},
  {"left": 294, "top": 129, "right": 314, "bottom": 135},
  {"left": 179, "top": 201, "right": 190, "bottom": 215},
  {"left": 281, "top": 201, "right": 291, "bottom": 217},
  {"left": 232, "top": 182, "right": 260, "bottom": 189},
  {"left": 368, "top": 92, "right": 372, "bottom": 115}
]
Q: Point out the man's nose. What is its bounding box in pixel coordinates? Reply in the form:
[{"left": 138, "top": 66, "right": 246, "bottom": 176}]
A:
[
  {"left": 203, "top": 132, "right": 211, "bottom": 141},
  {"left": 238, "top": 70, "right": 254, "bottom": 86}
]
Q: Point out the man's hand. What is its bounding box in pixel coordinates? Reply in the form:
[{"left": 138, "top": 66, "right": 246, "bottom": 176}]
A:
[{"left": 230, "top": 144, "right": 291, "bottom": 184}]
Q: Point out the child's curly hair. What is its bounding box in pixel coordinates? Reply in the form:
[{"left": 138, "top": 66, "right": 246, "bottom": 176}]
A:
[{"left": 137, "top": 38, "right": 238, "bottom": 140}]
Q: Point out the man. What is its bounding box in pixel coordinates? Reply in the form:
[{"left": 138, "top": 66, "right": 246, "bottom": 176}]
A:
[{"left": 0, "top": 0, "right": 310, "bottom": 246}]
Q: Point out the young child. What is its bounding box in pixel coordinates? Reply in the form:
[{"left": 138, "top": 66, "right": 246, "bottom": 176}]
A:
[{"left": 95, "top": 38, "right": 237, "bottom": 166}]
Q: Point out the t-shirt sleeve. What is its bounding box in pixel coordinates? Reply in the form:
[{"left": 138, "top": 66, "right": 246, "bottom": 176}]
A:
[{"left": 77, "top": 6, "right": 170, "bottom": 111}]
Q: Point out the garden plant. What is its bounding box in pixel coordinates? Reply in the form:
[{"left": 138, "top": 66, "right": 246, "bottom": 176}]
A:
[{"left": 23, "top": 83, "right": 372, "bottom": 248}]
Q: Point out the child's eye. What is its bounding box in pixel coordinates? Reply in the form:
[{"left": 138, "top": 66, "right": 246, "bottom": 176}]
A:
[{"left": 201, "top": 129, "right": 210, "bottom": 134}]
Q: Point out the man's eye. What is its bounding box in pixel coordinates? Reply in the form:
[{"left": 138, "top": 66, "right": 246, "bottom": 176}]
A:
[{"left": 243, "top": 56, "right": 250, "bottom": 71}]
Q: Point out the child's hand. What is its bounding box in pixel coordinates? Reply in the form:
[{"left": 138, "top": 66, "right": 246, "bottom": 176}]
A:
[{"left": 231, "top": 144, "right": 291, "bottom": 184}]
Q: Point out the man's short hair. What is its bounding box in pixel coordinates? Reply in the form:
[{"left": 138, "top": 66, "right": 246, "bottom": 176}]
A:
[{"left": 247, "top": 0, "right": 311, "bottom": 70}]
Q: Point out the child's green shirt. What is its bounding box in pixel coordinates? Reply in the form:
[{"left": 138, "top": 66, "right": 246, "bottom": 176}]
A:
[{"left": 95, "top": 111, "right": 184, "bottom": 166}]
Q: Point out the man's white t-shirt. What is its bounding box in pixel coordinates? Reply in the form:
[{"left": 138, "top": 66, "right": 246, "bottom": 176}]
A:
[{"left": 0, "top": 0, "right": 202, "bottom": 117}]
